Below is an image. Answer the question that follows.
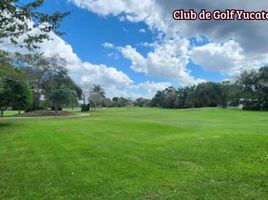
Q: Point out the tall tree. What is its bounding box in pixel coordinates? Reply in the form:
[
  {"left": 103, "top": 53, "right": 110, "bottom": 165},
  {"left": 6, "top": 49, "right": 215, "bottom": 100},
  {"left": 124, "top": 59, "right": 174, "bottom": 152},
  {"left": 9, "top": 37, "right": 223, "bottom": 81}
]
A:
[
  {"left": 0, "top": 64, "right": 32, "bottom": 117},
  {"left": 47, "top": 84, "right": 72, "bottom": 114},
  {"left": 257, "top": 67, "right": 268, "bottom": 110},
  {"left": 3, "top": 77, "right": 32, "bottom": 115},
  {"left": 91, "top": 85, "right": 105, "bottom": 98},
  {"left": 40, "top": 56, "right": 82, "bottom": 114}
]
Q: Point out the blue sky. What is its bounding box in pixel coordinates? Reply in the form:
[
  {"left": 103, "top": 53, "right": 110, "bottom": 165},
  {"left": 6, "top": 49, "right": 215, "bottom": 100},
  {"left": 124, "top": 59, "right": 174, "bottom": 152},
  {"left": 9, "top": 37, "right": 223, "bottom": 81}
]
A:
[
  {"left": 38, "top": 0, "right": 225, "bottom": 81},
  {"left": 14, "top": 0, "right": 268, "bottom": 98}
]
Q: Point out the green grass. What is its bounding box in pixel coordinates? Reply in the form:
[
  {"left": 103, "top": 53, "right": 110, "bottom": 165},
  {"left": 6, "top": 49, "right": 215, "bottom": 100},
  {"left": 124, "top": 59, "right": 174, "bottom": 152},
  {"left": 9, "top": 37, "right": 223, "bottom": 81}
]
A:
[
  {"left": 3, "top": 110, "right": 24, "bottom": 117},
  {"left": 0, "top": 108, "right": 267, "bottom": 199}
]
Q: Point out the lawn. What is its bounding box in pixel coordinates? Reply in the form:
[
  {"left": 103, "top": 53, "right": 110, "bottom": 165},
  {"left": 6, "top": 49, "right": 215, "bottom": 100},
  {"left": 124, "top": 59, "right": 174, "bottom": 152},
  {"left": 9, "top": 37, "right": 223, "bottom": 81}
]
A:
[
  {"left": 0, "top": 108, "right": 267, "bottom": 199},
  {"left": 2, "top": 110, "right": 24, "bottom": 117}
]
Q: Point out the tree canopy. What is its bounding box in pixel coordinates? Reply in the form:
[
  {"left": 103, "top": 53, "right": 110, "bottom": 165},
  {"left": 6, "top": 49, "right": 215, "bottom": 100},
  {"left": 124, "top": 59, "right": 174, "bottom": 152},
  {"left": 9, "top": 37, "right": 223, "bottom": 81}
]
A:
[
  {"left": 150, "top": 67, "right": 268, "bottom": 111},
  {"left": 0, "top": 0, "right": 69, "bottom": 50}
]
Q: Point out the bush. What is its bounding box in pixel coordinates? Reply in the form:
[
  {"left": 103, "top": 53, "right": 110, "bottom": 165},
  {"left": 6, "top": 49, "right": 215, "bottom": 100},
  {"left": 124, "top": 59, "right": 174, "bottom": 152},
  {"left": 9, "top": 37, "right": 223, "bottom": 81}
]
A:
[
  {"left": 243, "top": 102, "right": 260, "bottom": 111},
  {"left": 81, "top": 104, "right": 90, "bottom": 112}
]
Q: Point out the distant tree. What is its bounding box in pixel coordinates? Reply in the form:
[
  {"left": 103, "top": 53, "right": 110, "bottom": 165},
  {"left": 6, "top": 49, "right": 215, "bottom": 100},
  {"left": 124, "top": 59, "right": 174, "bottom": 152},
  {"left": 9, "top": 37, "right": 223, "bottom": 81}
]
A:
[
  {"left": 236, "top": 70, "right": 259, "bottom": 110},
  {"left": 103, "top": 97, "right": 113, "bottom": 107},
  {"left": 175, "top": 87, "right": 192, "bottom": 108},
  {"left": 69, "top": 91, "right": 80, "bottom": 110},
  {"left": 151, "top": 91, "right": 165, "bottom": 107},
  {"left": 193, "top": 82, "right": 222, "bottom": 107},
  {"left": 47, "top": 84, "right": 72, "bottom": 114},
  {"left": 219, "top": 81, "right": 241, "bottom": 107},
  {"left": 185, "top": 86, "right": 196, "bottom": 108},
  {"left": 91, "top": 85, "right": 105, "bottom": 97},
  {"left": 237, "top": 67, "right": 268, "bottom": 110},
  {"left": 119, "top": 97, "right": 132, "bottom": 107},
  {"left": 112, "top": 97, "right": 132, "bottom": 107},
  {"left": 88, "top": 85, "right": 106, "bottom": 110},
  {"left": 112, "top": 97, "right": 119, "bottom": 107},
  {"left": 149, "top": 67, "right": 267, "bottom": 111},
  {"left": 162, "top": 87, "right": 177, "bottom": 108},
  {"left": 89, "top": 92, "right": 103, "bottom": 110},
  {"left": 134, "top": 97, "right": 151, "bottom": 107}
]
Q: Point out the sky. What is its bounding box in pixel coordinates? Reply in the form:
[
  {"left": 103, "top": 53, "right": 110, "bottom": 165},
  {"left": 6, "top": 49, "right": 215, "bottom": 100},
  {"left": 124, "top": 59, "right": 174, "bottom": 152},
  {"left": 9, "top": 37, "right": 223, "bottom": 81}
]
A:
[{"left": 3, "top": 0, "right": 268, "bottom": 98}]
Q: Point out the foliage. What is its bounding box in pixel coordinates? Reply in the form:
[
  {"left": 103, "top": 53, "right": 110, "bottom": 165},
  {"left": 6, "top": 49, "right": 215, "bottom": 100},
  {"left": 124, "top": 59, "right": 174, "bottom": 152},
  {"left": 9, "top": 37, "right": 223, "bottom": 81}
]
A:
[
  {"left": 0, "top": 0, "right": 70, "bottom": 50},
  {"left": 150, "top": 67, "right": 268, "bottom": 111},
  {"left": 0, "top": 63, "right": 32, "bottom": 116},
  {"left": 87, "top": 85, "right": 113, "bottom": 109},
  {"left": 47, "top": 84, "right": 72, "bottom": 113},
  {"left": 81, "top": 104, "right": 90, "bottom": 112},
  {"left": 4, "top": 77, "right": 32, "bottom": 114},
  {"left": 112, "top": 97, "right": 132, "bottom": 107},
  {"left": 134, "top": 97, "right": 151, "bottom": 107},
  {"left": 39, "top": 56, "right": 82, "bottom": 113}
]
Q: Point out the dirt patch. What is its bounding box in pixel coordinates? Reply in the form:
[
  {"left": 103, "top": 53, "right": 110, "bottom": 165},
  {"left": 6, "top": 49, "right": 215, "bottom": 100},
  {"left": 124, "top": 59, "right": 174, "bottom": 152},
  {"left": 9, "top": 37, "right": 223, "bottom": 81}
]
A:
[{"left": 20, "top": 110, "right": 73, "bottom": 117}]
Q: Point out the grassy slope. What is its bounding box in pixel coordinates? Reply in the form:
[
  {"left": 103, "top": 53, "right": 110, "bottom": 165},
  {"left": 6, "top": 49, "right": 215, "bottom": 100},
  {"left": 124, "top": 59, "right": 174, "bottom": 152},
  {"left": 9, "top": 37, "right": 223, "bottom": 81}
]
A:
[{"left": 0, "top": 108, "right": 267, "bottom": 199}]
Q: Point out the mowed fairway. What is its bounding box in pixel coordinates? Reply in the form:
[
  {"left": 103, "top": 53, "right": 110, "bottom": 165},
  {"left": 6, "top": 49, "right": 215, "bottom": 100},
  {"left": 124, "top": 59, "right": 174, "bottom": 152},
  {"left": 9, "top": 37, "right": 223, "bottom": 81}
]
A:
[{"left": 0, "top": 108, "right": 268, "bottom": 199}]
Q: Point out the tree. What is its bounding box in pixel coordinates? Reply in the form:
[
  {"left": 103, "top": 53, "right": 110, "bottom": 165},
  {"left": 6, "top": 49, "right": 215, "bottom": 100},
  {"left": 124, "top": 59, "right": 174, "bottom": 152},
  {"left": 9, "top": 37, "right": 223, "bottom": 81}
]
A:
[
  {"left": 0, "top": 0, "right": 69, "bottom": 50},
  {"left": 103, "top": 98, "right": 113, "bottom": 107},
  {"left": 19, "top": 55, "right": 49, "bottom": 111},
  {"left": 193, "top": 82, "right": 222, "bottom": 107},
  {"left": 220, "top": 81, "right": 241, "bottom": 108},
  {"left": 151, "top": 90, "right": 165, "bottom": 107},
  {"left": 162, "top": 87, "right": 177, "bottom": 108},
  {"left": 237, "top": 70, "right": 259, "bottom": 110},
  {"left": 0, "top": 67, "right": 32, "bottom": 117},
  {"left": 91, "top": 85, "right": 105, "bottom": 97},
  {"left": 134, "top": 98, "right": 151, "bottom": 107},
  {"left": 1, "top": 0, "right": 70, "bottom": 112},
  {"left": 40, "top": 56, "right": 82, "bottom": 114},
  {"left": 47, "top": 84, "right": 72, "bottom": 114},
  {"left": 69, "top": 91, "right": 80, "bottom": 110},
  {"left": 88, "top": 85, "right": 105, "bottom": 110},
  {"left": 257, "top": 67, "right": 268, "bottom": 110},
  {"left": 149, "top": 67, "right": 268, "bottom": 111},
  {"left": 89, "top": 92, "right": 103, "bottom": 110},
  {"left": 7, "top": 78, "right": 32, "bottom": 115},
  {"left": 185, "top": 86, "right": 196, "bottom": 108},
  {"left": 112, "top": 97, "right": 132, "bottom": 107},
  {"left": 175, "top": 87, "right": 193, "bottom": 108}
]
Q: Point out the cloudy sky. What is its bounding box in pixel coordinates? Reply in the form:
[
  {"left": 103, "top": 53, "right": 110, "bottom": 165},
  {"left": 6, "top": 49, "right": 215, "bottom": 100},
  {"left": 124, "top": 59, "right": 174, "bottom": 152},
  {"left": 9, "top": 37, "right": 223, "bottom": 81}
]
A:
[{"left": 3, "top": 0, "right": 268, "bottom": 98}]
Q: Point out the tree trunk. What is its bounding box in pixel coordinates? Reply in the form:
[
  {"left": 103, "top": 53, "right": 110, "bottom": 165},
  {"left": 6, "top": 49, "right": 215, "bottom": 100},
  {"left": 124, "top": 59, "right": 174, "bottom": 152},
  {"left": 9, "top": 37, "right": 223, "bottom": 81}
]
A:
[
  {"left": 54, "top": 104, "right": 58, "bottom": 115},
  {"left": 18, "top": 109, "right": 21, "bottom": 115},
  {"left": 1, "top": 109, "right": 4, "bottom": 117}
]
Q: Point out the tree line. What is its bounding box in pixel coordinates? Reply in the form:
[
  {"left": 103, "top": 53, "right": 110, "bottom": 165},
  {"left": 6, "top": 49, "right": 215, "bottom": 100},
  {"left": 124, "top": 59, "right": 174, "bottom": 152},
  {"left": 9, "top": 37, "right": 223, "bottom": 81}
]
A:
[
  {"left": 147, "top": 67, "right": 268, "bottom": 111},
  {"left": 1, "top": 1, "right": 267, "bottom": 117}
]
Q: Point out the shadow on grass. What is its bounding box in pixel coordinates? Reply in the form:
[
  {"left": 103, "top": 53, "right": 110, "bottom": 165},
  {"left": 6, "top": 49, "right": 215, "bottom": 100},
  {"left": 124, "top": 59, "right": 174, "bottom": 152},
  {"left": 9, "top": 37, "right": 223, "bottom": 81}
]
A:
[{"left": 0, "top": 122, "right": 12, "bottom": 128}]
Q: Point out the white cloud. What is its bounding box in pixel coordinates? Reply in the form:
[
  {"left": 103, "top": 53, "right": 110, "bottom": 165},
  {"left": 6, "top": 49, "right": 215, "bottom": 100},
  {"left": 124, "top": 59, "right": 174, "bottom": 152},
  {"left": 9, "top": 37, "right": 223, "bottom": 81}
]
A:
[
  {"left": 115, "top": 38, "right": 203, "bottom": 85},
  {"left": 139, "top": 29, "right": 146, "bottom": 33},
  {"left": 102, "top": 42, "right": 114, "bottom": 49},
  {"left": 111, "top": 80, "right": 171, "bottom": 99},
  {"left": 191, "top": 40, "right": 245, "bottom": 74},
  {"left": 137, "top": 81, "right": 171, "bottom": 98},
  {"left": 191, "top": 40, "right": 268, "bottom": 74},
  {"left": 69, "top": 0, "right": 268, "bottom": 76}
]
